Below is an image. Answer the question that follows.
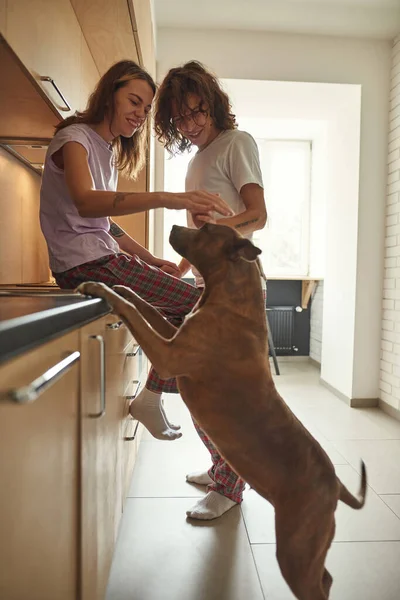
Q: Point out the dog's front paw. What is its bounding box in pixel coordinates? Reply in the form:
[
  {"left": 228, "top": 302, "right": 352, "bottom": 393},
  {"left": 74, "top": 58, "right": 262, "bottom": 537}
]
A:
[
  {"left": 76, "top": 281, "right": 110, "bottom": 298},
  {"left": 113, "top": 285, "right": 131, "bottom": 296}
]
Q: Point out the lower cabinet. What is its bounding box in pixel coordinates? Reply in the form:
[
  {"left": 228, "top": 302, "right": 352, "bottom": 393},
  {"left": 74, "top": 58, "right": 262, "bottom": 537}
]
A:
[
  {"left": 0, "top": 331, "right": 81, "bottom": 600},
  {"left": 0, "top": 315, "right": 147, "bottom": 600}
]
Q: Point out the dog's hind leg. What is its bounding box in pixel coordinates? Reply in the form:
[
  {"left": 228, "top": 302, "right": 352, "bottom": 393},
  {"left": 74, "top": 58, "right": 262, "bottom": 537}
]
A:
[
  {"left": 322, "top": 568, "right": 333, "bottom": 597},
  {"left": 275, "top": 509, "right": 335, "bottom": 600}
]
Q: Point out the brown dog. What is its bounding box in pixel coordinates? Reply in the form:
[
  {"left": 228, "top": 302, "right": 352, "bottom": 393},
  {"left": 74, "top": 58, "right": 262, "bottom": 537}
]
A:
[{"left": 78, "top": 223, "right": 367, "bottom": 600}]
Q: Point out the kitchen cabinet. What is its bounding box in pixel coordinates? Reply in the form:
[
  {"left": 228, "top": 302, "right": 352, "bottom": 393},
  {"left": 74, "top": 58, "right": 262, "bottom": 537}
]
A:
[
  {"left": 114, "top": 167, "right": 149, "bottom": 247},
  {"left": 5, "top": 0, "right": 98, "bottom": 116},
  {"left": 70, "top": 0, "right": 140, "bottom": 77},
  {"left": 0, "top": 330, "right": 81, "bottom": 600},
  {"left": 103, "top": 317, "right": 145, "bottom": 507},
  {"left": 80, "top": 317, "right": 120, "bottom": 600},
  {"left": 79, "top": 33, "right": 100, "bottom": 113},
  {"left": 130, "top": 0, "right": 156, "bottom": 76},
  {"left": 0, "top": 310, "right": 147, "bottom": 600},
  {"left": 0, "top": 1, "right": 5, "bottom": 33},
  {"left": 80, "top": 315, "right": 146, "bottom": 600}
]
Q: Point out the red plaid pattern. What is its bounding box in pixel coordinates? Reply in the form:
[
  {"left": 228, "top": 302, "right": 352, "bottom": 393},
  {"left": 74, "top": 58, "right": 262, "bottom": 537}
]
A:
[
  {"left": 54, "top": 253, "right": 201, "bottom": 393},
  {"left": 192, "top": 420, "right": 246, "bottom": 504}
]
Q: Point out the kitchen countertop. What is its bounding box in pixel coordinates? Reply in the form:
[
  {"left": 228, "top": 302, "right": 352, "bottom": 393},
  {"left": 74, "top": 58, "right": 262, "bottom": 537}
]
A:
[{"left": 0, "top": 293, "right": 111, "bottom": 366}]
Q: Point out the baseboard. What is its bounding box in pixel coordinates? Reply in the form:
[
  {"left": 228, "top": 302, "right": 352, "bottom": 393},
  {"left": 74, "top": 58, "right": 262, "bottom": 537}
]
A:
[
  {"left": 379, "top": 399, "right": 400, "bottom": 422},
  {"left": 349, "top": 397, "right": 379, "bottom": 408},
  {"left": 320, "top": 378, "right": 378, "bottom": 408},
  {"left": 271, "top": 355, "right": 311, "bottom": 362},
  {"left": 309, "top": 357, "right": 321, "bottom": 369}
]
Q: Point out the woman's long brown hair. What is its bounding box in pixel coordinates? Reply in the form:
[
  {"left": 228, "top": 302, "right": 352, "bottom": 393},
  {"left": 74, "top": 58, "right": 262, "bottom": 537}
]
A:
[
  {"left": 55, "top": 60, "right": 156, "bottom": 179},
  {"left": 154, "top": 60, "right": 237, "bottom": 155}
]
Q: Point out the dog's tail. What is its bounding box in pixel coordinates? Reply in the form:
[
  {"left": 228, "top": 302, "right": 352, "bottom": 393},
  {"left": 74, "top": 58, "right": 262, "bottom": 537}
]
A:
[{"left": 338, "top": 461, "right": 367, "bottom": 509}]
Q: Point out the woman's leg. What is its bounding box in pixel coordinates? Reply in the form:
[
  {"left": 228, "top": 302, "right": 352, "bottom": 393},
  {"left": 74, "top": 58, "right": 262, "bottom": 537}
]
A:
[
  {"left": 55, "top": 253, "right": 201, "bottom": 439},
  {"left": 186, "top": 420, "right": 246, "bottom": 520}
]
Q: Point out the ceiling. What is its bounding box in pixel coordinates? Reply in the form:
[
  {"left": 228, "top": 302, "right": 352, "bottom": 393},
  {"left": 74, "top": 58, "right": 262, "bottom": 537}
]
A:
[{"left": 152, "top": 0, "right": 400, "bottom": 40}]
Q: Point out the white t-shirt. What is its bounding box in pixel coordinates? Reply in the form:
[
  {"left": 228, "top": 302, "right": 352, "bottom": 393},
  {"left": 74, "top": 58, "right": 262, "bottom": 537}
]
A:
[{"left": 185, "top": 129, "right": 265, "bottom": 287}]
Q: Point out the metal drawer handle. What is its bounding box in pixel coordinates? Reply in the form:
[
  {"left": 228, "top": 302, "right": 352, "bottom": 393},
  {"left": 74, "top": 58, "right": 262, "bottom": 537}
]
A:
[
  {"left": 125, "top": 379, "right": 141, "bottom": 441},
  {"left": 126, "top": 344, "right": 140, "bottom": 357},
  {"left": 89, "top": 335, "right": 106, "bottom": 419},
  {"left": 106, "top": 321, "right": 124, "bottom": 330},
  {"left": 125, "top": 420, "right": 140, "bottom": 442},
  {"left": 125, "top": 379, "right": 140, "bottom": 401},
  {"left": 8, "top": 351, "right": 80, "bottom": 404},
  {"left": 39, "top": 76, "right": 71, "bottom": 111}
]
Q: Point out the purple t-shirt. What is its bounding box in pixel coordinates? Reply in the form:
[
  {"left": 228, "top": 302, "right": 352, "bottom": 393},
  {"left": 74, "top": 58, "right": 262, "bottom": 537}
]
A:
[{"left": 40, "top": 123, "right": 120, "bottom": 273}]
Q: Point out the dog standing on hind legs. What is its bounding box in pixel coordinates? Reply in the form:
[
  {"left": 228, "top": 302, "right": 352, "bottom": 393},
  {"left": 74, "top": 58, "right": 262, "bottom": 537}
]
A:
[{"left": 78, "top": 223, "right": 367, "bottom": 600}]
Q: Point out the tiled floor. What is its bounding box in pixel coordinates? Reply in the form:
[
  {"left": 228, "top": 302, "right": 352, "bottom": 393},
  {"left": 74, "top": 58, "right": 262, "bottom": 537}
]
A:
[{"left": 106, "top": 362, "right": 400, "bottom": 600}]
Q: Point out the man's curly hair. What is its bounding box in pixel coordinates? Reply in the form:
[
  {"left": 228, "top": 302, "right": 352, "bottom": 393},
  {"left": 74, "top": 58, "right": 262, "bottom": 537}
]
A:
[{"left": 154, "top": 61, "right": 237, "bottom": 155}]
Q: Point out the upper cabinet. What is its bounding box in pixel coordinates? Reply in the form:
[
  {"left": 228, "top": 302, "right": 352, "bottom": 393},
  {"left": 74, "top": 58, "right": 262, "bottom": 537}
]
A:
[
  {"left": 71, "top": 0, "right": 140, "bottom": 76},
  {"left": 0, "top": 1, "right": 5, "bottom": 33},
  {"left": 5, "top": 0, "right": 83, "bottom": 116},
  {"left": 0, "top": 0, "right": 154, "bottom": 135},
  {"left": 129, "top": 0, "right": 156, "bottom": 76}
]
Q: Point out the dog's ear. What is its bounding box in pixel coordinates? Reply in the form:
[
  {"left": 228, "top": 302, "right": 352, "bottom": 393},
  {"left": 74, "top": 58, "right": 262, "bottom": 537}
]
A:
[{"left": 228, "top": 238, "right": 262, "bottom": 262}]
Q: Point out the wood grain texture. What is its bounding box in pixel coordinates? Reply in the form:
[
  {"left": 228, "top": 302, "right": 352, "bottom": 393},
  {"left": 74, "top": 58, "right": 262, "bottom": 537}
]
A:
[
  {"left": 71, "top": 0, "right": 139, "bottom": 76},
  {"left": 5, "top": 0, "right": 82, "bottom": 117},
  {"left": 0, "top": 148, "right": 50, "bottom": 284},
  {"left": 0, "top": 330, "right": 80, "bottom": 600}
]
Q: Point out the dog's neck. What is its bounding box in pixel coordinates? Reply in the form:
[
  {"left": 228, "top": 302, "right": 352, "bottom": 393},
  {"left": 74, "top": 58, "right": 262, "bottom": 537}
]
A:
[{"left": 198, "top": 259, "right": 264, "bottom": 314}]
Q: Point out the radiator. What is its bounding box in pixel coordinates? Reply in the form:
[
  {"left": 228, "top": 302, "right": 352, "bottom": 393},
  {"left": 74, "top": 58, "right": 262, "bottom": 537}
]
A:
[{"left": 266, "top": 306, "right": 295, "bottom": 355}]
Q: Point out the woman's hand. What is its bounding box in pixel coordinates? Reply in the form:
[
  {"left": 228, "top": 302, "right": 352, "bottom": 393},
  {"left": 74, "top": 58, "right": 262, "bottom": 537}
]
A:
[
  {"left": 164, "top": 191, "right": 233, "bottom": 217},
  {"left": 151, "top": 257, "right": 181, "bottom": 277},
  {"left": 190, "top": 213, "right": 217, "bottom": 229}
]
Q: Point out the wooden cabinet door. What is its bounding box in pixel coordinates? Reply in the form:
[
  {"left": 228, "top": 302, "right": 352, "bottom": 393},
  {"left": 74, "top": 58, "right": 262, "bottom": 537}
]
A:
[
  {"left": 79, "top": 33, "right": 100, "bottom": 113},
  {"left": 5, "top": 0, "right": 82, "bottom": 116},
  {"left": 103, "top": 319, "right": 146, "bottom": 506},
  {"left": 130, "top": 0, "right": 156, "bottom": 76},
  {"left": 114, "top": 167, "right": 148, "bottom": 247},
  {"left": 121, "top": 345, "right": 147, "bottom": 502},
  {"left": 0, "top": 331, "right": 80, "bottom": 600},
  {"left": 80, "top": 317, "right": 122, "bottom": 600}
]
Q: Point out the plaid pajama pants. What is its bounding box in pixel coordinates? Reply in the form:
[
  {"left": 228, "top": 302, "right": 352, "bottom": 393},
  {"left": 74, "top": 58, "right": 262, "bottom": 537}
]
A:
[
  {"left": 55, "top": 252, "right": 248, "bottom": 503},
  {"left": 192, "top": 420, "right": 246, "bottom": 503},
  {"left": 54, "top": 252, "right": 201, "bottom": 393}
]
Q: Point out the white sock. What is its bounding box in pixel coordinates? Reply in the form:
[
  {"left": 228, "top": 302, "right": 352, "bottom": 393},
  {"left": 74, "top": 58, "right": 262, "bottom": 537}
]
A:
[
  {"left": 129, "top": 388, "right": 182, "bottom": 441},
  {"left": 186, "top": 470, "right": 213, "bottom": 486},
  {"left": 160, "top": 397, "right": 181, "bottom": 431},
  {"left": 186, "top": 491, "right": 237, "bottom": 520}
]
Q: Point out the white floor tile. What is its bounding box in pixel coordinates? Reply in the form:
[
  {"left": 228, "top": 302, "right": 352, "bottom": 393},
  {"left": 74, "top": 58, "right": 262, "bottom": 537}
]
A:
[
  {"left": 252, "top": 541, "right": 400, "bottom": 600},
  {"left": 381, "top": 494, "right": 400, "bottom": 518},
  {"left": 332, "top": 439, "right": 400, "bottom": 494},
  {"left": 128, "top": 440, "right": 210, "bottom": 498},
  {"left": 241, "top": 465, "right": 400, "bottom": 544},
  {"left": 106, "top": 498, "right": 264, "bottom": 600}
]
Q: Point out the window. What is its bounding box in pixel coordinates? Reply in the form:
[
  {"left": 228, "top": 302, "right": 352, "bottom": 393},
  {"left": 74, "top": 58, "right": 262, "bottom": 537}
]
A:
[
  {"left": 162, "top": 140, "right": 312, "bottom": 277},
  {"left": 253, "top": 140, "right": 311, "bottom": 276},
  {"left": 163, "top": 148, "right": 196, "bottom": 266}
]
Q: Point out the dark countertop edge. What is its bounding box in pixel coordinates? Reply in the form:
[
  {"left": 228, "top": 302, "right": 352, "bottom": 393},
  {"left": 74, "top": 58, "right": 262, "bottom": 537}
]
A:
[{"left": 0, "top": 298, "right": 111, "bottom": 366}]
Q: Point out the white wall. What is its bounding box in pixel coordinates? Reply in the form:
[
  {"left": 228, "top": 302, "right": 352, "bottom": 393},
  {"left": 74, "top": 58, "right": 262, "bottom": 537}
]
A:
[
  {"left": 157, "top": 28, "right": 391, "bottom": 401},
  {"left": 220, "top": 80, "right": 358, "bottom": 280},
  {"left": 310, "top": 282, "right": 324, "bottom": 364},
  {"left": 380, "top": 35, "right": 400, "bottom": 414}
]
